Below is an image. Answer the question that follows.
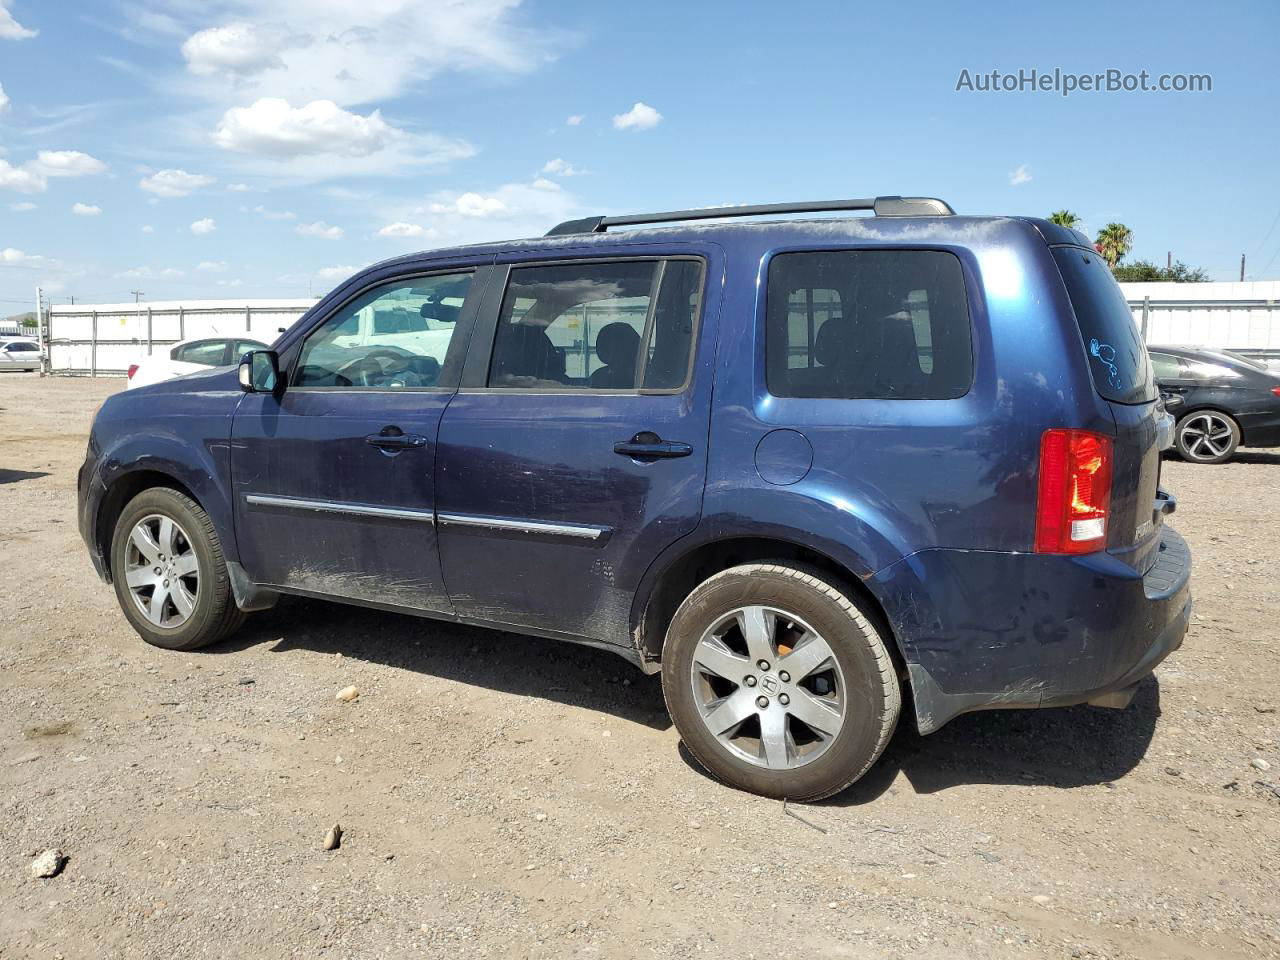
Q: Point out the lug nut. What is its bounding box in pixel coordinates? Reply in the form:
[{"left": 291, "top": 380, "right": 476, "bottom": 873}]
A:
[
  {"left": 779, "top": 671, "right": 790, "bottom": 683},
  {"left": 757, "top": 660, "right": 771, "bottom": 671},
  {"left": 744, "top": 676, "right": 757, "bottom": 687},
  {"left": 779, "top": 693, "right": 790, "bottom": 705},
  {"left": 756, "top": 696, "right": 769, "bottom": 709},
  {"left": 153, "top": 566, "right": 162, "bottom": 575}
]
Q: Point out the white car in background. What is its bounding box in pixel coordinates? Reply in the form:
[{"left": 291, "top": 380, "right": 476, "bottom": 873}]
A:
[
  {"left": 0, "top": 337, "right": 42, "bottom": 371},
  {"left": 127, "top": 336, "right": 269, "bottom": 389}
]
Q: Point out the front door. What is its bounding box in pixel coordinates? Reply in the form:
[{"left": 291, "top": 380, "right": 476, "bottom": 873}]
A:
[
  {"left": 435, "top": 249, "right": 721, "bottom": 644},
  {"left": 231, "top": 266, "right": 483, "bottom": 611}
]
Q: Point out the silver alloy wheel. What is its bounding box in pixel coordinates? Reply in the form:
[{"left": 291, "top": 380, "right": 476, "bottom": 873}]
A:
[
  {"left": 688, "top": 605, "right": 846, "bottom": 769},
  {"left": 123, "top": 513, "right": 200, "bottom": 628},
  {"left": 1179, "top": 412, "right": 1234, "bottom": 461}
]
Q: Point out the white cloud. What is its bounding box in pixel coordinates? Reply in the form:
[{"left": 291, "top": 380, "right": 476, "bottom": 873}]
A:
[
  {"left": 30, "top": 150, "right": 108, "bottom": 177},
  {"left": 411, "top": 180, "right": 581, "bottom": 244},
  {"left": 72, "top": 202, "right": 102, "bottom": 216},
  {"left": 541, "top": 157, "right": 584, "bottom": 177},
  {"left": 141, "top": 224, "right": 154, "bottom": 233},
  {"left": 214, "top": 97, "right": 400, "bottom": 158},
  {"left": 190, "top": 217, "right": 217, "bottom": 235},
  {"left": 613, "top": 102, "right": 662, "bottom": 131},
  {"left": 1009, "top": 164, "right": 1033, "bottom": 186},
  {"left": 0, "top": 159, "right": 44, "bottom": 193},
  {"left": 0, "top": 81, "right": 8, "bottom": 112},
  {"left": 429, "top": 192, "right": 508, "bottom": 218},
  {"left": 377, "top": 221, "right": 427, "bottom": 238},
  {"left": 116, "top": 265, "right": 185, "bottom": 280},
  {"left": 0, "top": 1, "right": 37, "bottom": 40},
  {"left": 316, "top": 264, "right": 360, "bottom": 281},
  {"left": 243, "top": 204, "right": 296, "bottom": 221},
  {"left": 196, "top": 260, "right": 228, "bottom": 272},
  {"left": 209, "top": 97, "right": 474, "bottom": 177},
  {"left": 140, "top": 168, "right": 215, "bottom": 198},
  {"left": 182, "top": 22, "right": 284, "bottom": 76},
  {"left": 296, "top": 220, "right": 343, "bottom": 239},
  {"left": 227, "top": 183, "right": 252, "bottom": 192},
  {"left": 176, "top": 2, "right": 558, "bottom": 106},
  {"left": 566, "top": 114, "right": 583, "bottom": 126},
  {"left": 1, "top": 247, "right": 47, "bottom": 266},
  {"left": 216, "top": 278, "right": 243, "bottom": 288},
  {"left": 10, "top": 200, "right": 36, "bottom": 211}
]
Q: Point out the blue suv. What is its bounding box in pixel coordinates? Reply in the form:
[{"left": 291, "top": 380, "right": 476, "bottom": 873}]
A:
[{"left": 78, "top": 197, "right": 1191, "bottom": 800}]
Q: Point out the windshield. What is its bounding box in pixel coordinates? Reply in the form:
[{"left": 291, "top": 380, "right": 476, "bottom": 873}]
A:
[{"left": 1051, "top": 247, "right": 1156, "bottom": 404}]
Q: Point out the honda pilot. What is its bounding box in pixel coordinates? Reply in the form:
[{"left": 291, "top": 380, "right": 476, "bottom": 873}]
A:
[{"left": 78, "top": 196, "right": 1192, "bottom": 800}]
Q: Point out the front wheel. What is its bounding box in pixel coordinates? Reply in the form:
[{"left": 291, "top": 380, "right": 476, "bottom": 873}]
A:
[
  {"left": 110, "top": 487, "right": 245, "bottom": 650},
  {"left": 1175, "top": 410, "right": 1239, "bottom": 464},
  {"left": 661, "top": 564, "right": 901, "bottom": 801}
]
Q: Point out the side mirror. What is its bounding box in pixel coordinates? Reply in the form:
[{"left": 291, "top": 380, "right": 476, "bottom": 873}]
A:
[{"left": 238, "top": 350, "right": 280, "bottom": 393}]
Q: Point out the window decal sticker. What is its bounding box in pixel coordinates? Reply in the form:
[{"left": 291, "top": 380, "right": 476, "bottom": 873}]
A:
[{"left": 1089, "top": 338, "right": 1123, "bottom": 389}]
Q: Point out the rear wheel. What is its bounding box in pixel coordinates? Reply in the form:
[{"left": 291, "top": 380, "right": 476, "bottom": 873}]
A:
[
  {"left": 110, "top": 487, "right": 245, "bottom": 650},
  {"left": 661, "top": 563, "right": 900, "bottom": 801},
  {"left": 1175, "top": 410, "right": 1239, "bottom": 464}
]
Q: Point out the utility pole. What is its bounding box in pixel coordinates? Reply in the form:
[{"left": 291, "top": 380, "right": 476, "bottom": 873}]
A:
[
  {"left": 131, "top": 289, "right": 145, "bottom": 303},
  {"left": 1167, "top": 251, "right": 1171, "bottom": 270},
  {"left": 1240, "top": 254, "right": 1246, "bottom": 282},
  {"left": 67, "top": 295, "right": 76, "bottom": 305}
]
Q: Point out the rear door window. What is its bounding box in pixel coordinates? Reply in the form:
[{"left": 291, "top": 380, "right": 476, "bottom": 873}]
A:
[
  {"left": 1051, "top": 247, "right": 1156, "bottom": 404},
  {"left": 487, "top": 258, "right": 703, "bottom": 391},
  {"left": 765, "top": 250, "right": 972, "bottom": 399}
]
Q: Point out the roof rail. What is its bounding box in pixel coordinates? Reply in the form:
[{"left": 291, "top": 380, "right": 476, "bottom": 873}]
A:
[{"left": 544, "top": 196, "right": 954, "bottom": 237}]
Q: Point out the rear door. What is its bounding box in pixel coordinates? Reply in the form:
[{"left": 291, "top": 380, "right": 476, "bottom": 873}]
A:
[
  {"left": 1050, "top": 246, "right": 1163, "bottom": 569},
  {"left": 435, "top": 247, "right": 721, "bottom": 644},
  {"left": 231, "top": 265, "right": 485, "bottom": 611}
]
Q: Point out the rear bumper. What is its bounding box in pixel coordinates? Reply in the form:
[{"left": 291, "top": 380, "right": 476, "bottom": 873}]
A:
[{"left": 875, "top": 526, "right": 1192, "bottom": 734}]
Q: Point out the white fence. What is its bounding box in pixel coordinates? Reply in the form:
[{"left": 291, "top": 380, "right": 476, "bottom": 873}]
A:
[
  {"left": 35, "top": 282, "right": 1280, "bottom": 377},
  {"left": 43, "top": 299, "right": 317, "bottom": 376},
  {"left": 1121, "top": 280, "right": 1280, "bottom": 359}
]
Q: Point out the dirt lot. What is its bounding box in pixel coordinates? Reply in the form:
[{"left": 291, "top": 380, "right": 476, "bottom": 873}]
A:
[{"left": 1, "top": 374, "right": 1277, "bottom": 960}]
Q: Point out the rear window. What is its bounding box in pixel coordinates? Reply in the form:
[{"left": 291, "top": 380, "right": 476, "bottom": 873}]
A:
[
  {"left": 765, "top": 250, "right": 972, "bottom": 400},
  {"left": 1051, "top": 247, "right": 1155, "bottom": 404}
]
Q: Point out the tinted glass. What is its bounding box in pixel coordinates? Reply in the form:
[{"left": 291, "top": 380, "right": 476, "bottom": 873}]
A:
[
  {"left": 6, "top": 341, "right": 38, "bottom": 352},
  {"left": 488, "top": 259, "right": 703, "bottom": 390},
  {"left": 1051, "top": 247, "right": 1156, "bottom": 404},
  {"left": 1149, "top": 352, "right": 1182, "bottom": 379},
  {"left": 766, "top": 250, "right": 972, "bottom": 399},
  {"left": 295, "top": 272, "right": 472, "bottom": 388},
  {"left": 235, "top": 339, "right": 268, "bottom": 357},
  {"left": 176, "top": 340, "right": 230, "bottom": 365}
]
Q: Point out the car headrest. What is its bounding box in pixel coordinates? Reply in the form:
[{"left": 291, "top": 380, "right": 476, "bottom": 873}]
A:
[{"left": 595, "top": 322, "right": 641, "bottom": 367}]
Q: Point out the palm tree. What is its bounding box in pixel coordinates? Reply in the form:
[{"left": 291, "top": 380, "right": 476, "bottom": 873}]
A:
[
  {"left": 1048, "top": 210, "right": 1081, "bottom": 229},
  {"left": 1095, "top": 222, "right": 1133, "bottom": 267}
]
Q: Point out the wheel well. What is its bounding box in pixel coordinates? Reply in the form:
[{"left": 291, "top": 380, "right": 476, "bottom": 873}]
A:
[
  {"left": 635, "top": 536, "right": 905, "bottom": 676},
  {"left": 96, "top": 470, "right": 199, "bottom": 578}
]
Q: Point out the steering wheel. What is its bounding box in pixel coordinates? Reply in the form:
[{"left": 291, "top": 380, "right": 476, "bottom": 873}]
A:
[{"left": 335, "top": 348, "right": 413, "bottom": 387}]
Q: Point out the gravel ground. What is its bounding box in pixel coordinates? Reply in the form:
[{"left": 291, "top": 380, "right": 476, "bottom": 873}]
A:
[{"left": 1, "top": 373, "right": 1277, "bottom": 960}]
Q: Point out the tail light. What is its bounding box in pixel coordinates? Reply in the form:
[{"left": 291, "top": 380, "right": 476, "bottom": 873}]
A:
[
  {"left": 127, "top": 364, "right": 138, "bottom": 379},
  {"left": 1035, "top": 429, "right": 1112, "bottom": 555},
  {"left": 1271, "top": 386, "right": 1280, "bottom": 397}
]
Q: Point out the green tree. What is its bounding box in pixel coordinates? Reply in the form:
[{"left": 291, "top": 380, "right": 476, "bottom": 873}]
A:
[
  {"left": 1095, "top": 222, "right": 1133, "bottom": 267},
  {"left": 1111, "top": 259, "right": 1209, "bottom": 283},
  {"left": 1048, "top": 210, "right": 1082, "bottom": 229}
]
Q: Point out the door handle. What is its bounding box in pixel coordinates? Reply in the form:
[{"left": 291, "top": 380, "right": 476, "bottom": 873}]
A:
[
  {"left": 613, "top": 431, "right": 693, "bottom": 459},
  {"left": 366, "top": 431, "right": 427, "bottom": 450}
]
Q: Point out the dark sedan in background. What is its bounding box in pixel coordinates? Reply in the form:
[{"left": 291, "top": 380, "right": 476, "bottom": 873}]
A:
[{"left": 1149, "top": 345, "right": 1280, "bottom": 463}]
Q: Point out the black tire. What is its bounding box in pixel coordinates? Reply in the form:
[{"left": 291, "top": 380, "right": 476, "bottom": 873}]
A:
[
  {"left": 110, "top": 487, "right": 245, "bottom": 651},
  {"left": 661, "top": 563, "right": 900, "bottom": 801},
  {"left": 1175, "top": 410, "right": 1240, "bottom": 464}
]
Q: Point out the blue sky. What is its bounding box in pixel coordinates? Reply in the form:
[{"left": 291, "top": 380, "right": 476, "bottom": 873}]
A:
[{"left": 1, "top": 0, "right": 1278, "bottom": 311}]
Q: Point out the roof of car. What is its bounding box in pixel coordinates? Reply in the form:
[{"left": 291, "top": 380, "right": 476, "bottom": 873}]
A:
[{"left": 363, "top": 212, "right": 1091, "bottom": 275}]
